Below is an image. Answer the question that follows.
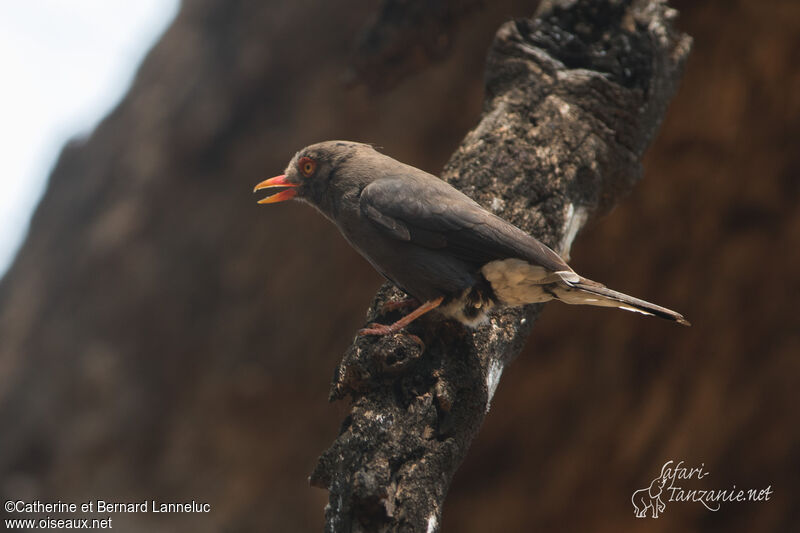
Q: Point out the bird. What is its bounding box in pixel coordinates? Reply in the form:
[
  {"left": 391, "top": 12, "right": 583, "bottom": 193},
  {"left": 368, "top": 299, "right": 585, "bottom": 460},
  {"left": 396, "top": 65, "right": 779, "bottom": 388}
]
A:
[{"left": 254, "top": 141, "right": 689, "bottom": 336}]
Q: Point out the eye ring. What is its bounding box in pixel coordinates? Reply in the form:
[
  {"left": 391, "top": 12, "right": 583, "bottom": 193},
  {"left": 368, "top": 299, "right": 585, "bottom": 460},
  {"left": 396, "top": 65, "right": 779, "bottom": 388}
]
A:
[{"left": 298, "top": 156, "right": 316, "bottom": 177}]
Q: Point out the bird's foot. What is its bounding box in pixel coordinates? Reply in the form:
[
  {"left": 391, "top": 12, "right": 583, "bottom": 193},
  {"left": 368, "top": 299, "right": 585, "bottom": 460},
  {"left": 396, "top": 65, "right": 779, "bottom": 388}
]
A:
[
  {"left": 357, "top": 324, "right": 425, "bottom": 352},
  {"left": 358, "top": 322, "right": 399, "bottom": 336},
  {"left": 379, "top": 298, "right": 419, "bottom": 315},
  {"left": 405, "top": 334, "right": 425, "bottom": 350},
  {"left": 358, "top": 297, "right": 443, "bottom": 340}
]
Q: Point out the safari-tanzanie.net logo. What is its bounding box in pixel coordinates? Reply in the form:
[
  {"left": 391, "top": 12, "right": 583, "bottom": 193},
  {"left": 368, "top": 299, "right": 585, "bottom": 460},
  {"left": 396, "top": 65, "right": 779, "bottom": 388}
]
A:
[{"left": 631, "top": 460, "right": 773, "bottom": 518}]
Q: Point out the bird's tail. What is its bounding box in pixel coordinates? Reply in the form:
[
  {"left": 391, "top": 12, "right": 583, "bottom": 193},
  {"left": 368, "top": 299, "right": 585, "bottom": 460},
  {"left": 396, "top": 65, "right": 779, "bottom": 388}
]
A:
[{"left": 553, "top": 277, "right": 691, "bottom": 326}]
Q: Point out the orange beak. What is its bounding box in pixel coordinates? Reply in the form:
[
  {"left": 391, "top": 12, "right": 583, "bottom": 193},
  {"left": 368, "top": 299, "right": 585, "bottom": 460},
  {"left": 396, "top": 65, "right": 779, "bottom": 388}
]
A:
[{"left": 253, "top": 174, "right": 299, "bottom": 204}]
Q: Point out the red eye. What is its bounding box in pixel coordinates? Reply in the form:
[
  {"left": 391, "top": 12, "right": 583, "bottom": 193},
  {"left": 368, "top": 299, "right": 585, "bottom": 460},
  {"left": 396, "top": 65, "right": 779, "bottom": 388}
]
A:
[{"left": 298, "top": 156, "right": 316, "bottom": 177}]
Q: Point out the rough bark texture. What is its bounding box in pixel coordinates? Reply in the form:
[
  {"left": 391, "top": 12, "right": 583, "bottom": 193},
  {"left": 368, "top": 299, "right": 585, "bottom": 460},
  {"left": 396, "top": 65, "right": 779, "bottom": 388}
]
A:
[
  {"left": 310, "top": 1, "right": 691, "bottom": 530},
  {"left": 349, "top": 0, "right": 483, "bottom": 91}
]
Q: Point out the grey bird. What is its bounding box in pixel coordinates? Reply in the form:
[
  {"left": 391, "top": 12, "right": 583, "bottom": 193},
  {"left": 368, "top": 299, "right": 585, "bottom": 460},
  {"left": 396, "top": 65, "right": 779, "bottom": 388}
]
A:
[{"left": 254, "top": 141, "right": 689, "bottom": 335}]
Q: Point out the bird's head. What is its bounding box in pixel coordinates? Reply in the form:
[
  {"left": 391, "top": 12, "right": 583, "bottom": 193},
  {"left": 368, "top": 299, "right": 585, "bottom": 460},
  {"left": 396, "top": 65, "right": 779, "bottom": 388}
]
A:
[{"left": 253, "top": 141, "right": 374, "bottom": 211}]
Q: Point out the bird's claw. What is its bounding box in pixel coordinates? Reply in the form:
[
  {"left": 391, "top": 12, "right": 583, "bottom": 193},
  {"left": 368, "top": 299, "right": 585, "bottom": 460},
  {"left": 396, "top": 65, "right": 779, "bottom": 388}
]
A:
[
  {"left": 357, "top": 324, "right": 426, "bottom": 350},
  {"left": 405, "top": 334, "right": 425, "bottom": 351},
  {"left": 358, "top": 323, "right": 395, "bottom": 336}
]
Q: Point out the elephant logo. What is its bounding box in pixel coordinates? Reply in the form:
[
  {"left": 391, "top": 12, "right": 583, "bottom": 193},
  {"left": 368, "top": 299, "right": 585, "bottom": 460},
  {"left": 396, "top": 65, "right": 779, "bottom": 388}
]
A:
[{"left": 632, "top": 463, "right": 670, "bottom": 518}]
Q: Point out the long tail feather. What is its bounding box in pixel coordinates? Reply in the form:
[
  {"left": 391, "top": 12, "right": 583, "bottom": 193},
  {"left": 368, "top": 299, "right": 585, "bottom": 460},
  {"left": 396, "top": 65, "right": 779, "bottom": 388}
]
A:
[{"left": 554, "top": 277, "right": 691, "bottom": 326}]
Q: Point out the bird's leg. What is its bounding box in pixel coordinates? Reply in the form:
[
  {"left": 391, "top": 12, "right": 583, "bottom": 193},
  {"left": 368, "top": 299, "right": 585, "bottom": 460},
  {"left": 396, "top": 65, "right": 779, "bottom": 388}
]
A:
[
  {"left": 358, "top": 297, "right": 444, "bottom": 336},
  {"left": 379, "top": 297, "right": 420, "bottom": 314}
]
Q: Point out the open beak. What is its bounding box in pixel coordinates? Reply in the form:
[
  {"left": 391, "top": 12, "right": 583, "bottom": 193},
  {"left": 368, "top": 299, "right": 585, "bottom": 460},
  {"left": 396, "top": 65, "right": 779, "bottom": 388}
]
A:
[{"left": 253, "top": 174, "right": 299, "bottom": 204}]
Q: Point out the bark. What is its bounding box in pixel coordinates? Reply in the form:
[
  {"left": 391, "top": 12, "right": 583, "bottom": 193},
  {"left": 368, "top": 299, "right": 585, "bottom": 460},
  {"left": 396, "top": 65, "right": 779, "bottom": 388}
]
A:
[
  {"left": 349, "top": 0, "right": 483, "bottom": 91},
  {"left": 310, "top": 1, "right": 691, "bottom": 531}
]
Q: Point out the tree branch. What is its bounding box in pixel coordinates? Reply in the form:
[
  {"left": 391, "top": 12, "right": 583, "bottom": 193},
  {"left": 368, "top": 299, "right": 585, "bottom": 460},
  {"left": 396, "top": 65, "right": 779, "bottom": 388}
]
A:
[
  {"left": 310, "top": 0, "right": 691, "bottom": 530},
  {"left": 348, "top": 0, "right": 483, "bottom": 91}
]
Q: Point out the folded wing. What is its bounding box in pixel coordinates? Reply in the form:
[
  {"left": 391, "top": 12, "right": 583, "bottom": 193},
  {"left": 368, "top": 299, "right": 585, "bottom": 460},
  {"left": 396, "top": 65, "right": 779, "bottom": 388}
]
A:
[{"left": 359, "top": 175, "right": 573, "bottom": 275}]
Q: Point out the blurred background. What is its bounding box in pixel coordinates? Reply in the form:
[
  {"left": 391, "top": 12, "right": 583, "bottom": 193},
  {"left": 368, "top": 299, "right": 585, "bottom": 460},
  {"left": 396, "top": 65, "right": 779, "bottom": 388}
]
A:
[
  {"left": 0, "top": 0, "right": 797, "bottom": 531},
  {"left": 0, "top": 0, "right": 179, "bottom": 278}
]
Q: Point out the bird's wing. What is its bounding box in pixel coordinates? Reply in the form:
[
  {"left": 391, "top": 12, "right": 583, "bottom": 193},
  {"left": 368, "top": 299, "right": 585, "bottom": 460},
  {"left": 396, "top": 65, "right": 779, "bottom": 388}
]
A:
[{"left": 359, "top": 176, "right": 571, "bottom": 273}]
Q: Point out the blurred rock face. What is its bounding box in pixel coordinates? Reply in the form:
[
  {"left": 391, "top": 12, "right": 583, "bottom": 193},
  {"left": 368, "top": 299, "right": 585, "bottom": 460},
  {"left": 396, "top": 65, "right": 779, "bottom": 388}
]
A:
[{"left": 0, "top": 1, "right": 797, "bottom": 532}]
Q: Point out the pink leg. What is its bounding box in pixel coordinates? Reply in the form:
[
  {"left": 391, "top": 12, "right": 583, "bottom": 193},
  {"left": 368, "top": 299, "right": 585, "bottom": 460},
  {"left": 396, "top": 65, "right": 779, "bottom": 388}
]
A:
[
  {"left": 380, "top": 297, "right": 420, "bottom": 314},
  {"left": 359, "top": 297, "right": 444, "bottom": 336}
]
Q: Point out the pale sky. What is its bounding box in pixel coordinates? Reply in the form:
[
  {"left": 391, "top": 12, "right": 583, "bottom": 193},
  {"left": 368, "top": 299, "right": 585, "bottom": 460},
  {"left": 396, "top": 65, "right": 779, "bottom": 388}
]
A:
[{"left": 0, "top": 0, "right": 180, "bottom": 277}]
